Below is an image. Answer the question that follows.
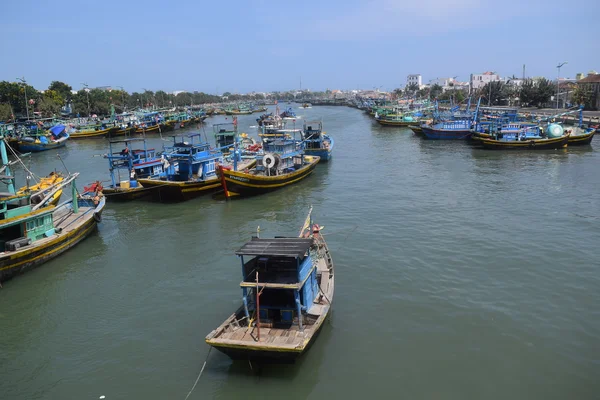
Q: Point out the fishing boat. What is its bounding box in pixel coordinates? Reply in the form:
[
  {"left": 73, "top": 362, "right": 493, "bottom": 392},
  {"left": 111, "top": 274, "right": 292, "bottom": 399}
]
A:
[
  {"left": 375, "top": 109, "right": 423, "bottom": 127},
  {"left": 16, "top": 172, "right": 64, "bottom": 206},
  {"left": 17, "top": 124, "right": 70, "bottom": 152},
  {"left": 219, "top": 129, "right": 320, "bottom": 198},
  {"left": 478, "top": 123, "right": 570, "bottom": 150},
  {"left": 421, "top": 120, "right": 473, "bottom": 140},
  {"left": 136, "top": 134, "right": 255, "bottom": 202},
  {"left": 0, "top": 138, "right": 105, "bottom": 284},
  {"left": 69, "top": 123, "right": 115, "bottom": 139},
  {"left": 97, "top": 138, "right": 165, "bottom": 201},
  {"left": 214, "top": 122, "right": 237, "bottom": 151},
  {"left": 303, "top": 121, "right": 333, "bottom": 161},
  {"left": 206, "top": 207, "right": 334, "bottom": 362},
  {"left": 280, "top": 107, "right": 297, "bottom": 120}
]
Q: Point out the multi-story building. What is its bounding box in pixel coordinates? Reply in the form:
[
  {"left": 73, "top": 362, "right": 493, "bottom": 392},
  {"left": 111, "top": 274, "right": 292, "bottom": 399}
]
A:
[
  {"left": 470, "top": 71, "right": 501, "bottom": 90},
  {"left": 576, "top": 73, "right": 600, "bottom": 110},
  {"left": 406, "top": 74, "right": 422, "bottom": 89}
]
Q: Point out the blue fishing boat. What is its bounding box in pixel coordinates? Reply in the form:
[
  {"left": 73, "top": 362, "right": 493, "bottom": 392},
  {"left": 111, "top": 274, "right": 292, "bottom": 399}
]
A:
[
  {"left": 17, "top": 124, "right": 70, "bottom": 152},
  {"left": 303, "top": 121, "right": 333, "bottom": 162},
  {"left": 95, "top": 138, "right": 165, "bottom": 201},
  {"left": 137, "top": 133, "right": 256, "bottom": 202},
  {"left": 421, "top": 99, "right": 478, "bottom": 140},
  {"left": 206, "top": 207, "right": 334, "bottom": 362}
]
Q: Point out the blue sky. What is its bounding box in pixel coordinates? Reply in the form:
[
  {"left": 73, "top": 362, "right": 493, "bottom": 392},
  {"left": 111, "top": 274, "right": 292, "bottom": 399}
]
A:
[{"left": 1, "top": 0, "right": 598, "bottom": 93}]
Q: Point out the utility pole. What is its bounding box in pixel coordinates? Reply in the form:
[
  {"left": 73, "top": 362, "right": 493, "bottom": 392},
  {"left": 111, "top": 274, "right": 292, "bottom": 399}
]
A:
[
  {"left": 16, "top": 77, "right": 29, "bottom": 120},
  {"left": 82, "top": 82, "right": 90, "bottom": 116},
  {"left": 556, "top": 62, "right": 567, "bottom": 109}
]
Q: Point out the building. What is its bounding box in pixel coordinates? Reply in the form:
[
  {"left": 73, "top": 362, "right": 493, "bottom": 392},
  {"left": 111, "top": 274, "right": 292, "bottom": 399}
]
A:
[
  {"left": 576, "top": 73, "right": 600, "bottom": 110},
  {"left": 470, "top": 71, "right": 501, "bottom": 90},
  {"left": 406, "top": 74, "right": 422, "bottom": 89}
]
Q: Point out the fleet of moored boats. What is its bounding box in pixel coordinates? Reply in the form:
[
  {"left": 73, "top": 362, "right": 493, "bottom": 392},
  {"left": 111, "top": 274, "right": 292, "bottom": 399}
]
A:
[{"left": 0, "top": 98, "right": 596, "bottom": 362}]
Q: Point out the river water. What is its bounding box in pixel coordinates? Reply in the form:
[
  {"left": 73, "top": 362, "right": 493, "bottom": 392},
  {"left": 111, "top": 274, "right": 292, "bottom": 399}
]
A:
[{"left": 1, "top": 106, "right": 599, "bottom": 399}]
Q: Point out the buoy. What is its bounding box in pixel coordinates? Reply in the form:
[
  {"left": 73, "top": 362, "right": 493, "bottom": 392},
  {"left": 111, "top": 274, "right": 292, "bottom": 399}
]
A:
[{"left": 99, "top": 396, "right": 106, "bottom": 399}]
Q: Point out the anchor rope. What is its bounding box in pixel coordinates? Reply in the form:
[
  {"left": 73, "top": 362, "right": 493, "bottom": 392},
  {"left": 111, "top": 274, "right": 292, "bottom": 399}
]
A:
[{"left": 183, "top": 347, "right": 212, "bottom": 400}]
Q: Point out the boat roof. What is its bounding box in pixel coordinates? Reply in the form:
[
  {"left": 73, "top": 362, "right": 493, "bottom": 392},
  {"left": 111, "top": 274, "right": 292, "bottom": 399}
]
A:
[{"left": 236, "top": 237, "right": 312, "bottom": 258}]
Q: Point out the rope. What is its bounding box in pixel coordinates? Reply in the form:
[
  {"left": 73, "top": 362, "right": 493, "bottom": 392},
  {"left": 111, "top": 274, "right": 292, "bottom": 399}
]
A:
[{"left": 183, "top": 347, "right": 212, "bottom": 400}]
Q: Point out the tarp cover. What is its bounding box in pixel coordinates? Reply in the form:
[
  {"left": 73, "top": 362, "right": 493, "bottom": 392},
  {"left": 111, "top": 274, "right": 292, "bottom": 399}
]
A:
[{"left": 49, "top": 124, "right": 65, "bottom": 135}]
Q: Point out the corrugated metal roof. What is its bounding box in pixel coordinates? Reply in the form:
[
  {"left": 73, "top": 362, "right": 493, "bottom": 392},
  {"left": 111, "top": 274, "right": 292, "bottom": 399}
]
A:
[{"left": 236, "top": 237, "right": 312, "bottom": 257}]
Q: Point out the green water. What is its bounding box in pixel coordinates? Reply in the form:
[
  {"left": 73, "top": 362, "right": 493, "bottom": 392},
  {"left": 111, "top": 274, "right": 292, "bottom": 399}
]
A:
[{"left": 1, "top": 107, "right": 599, "bottom": 399}]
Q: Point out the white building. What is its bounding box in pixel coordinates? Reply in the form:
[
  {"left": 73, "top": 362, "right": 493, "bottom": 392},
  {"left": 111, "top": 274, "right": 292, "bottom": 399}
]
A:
[
  {"left": 470, "top": 71, "right": 501, "bottom": 90},
  {"left": 172, "top": 90, "right": 187, "bottom": 96},
  {"left": 406, "top": 74, "right": 422, "bottom": 89}
]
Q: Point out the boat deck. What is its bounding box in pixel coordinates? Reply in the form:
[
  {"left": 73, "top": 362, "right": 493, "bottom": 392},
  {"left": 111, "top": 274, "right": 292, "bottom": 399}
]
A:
[{"left": 207, "top": 309, "right": 322, "bottom": 350}]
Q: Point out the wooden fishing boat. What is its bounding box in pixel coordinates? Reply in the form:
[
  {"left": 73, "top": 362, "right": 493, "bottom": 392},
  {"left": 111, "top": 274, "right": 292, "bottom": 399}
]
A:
[
  {"left": 17, "top": 124, "right": 70, "bottom": 152},
  {"left": 479, "top": 134, "right": 569, "bottom": 150},
  {"left": 17, "top": 172, "right": 64, "bottom": 206},
  {"left": 94, "top": 138, "right": 165, "bottom": 201},
  {"left": 69, "top": 123, "right": 115, "bottom": 139},
  {"left": 206, "top": 207, "right": 333, "bottom": 362},
  {"left": 303, "top": 121, "right": 333, "bottom": 161},
  {"left": 421, "top": 120, "right": 473, "bottom": 140},
  {"left": 137, "top": 134, "right": 256, "bottom": 202},
  {"left": 220, "top": 129, "right": 320, "bottom": 198},
  {"left": 0, "top": 138, "right": 105, "bottom": 284}
]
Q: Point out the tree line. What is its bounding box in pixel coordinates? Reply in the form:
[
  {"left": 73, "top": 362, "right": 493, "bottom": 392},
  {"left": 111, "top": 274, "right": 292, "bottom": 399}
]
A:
[{"left": 392, "top": 78, "right": 590, "bottom": 108}]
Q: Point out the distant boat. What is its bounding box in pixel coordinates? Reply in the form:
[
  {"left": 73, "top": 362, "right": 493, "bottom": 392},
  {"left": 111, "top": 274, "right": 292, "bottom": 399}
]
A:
[
  {"left": 206, "top": 207, "right": 334, "bottom": 362},
  {"left": 17, "top": 124, "right": 70, "bottom": 152}
]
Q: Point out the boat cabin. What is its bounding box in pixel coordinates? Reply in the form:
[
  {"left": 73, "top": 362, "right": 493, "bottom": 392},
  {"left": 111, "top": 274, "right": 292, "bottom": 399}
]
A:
[
  {"left": 107, "top": 138, "right": 164, "bottom": 187},
  {"left": 161, "top": 134, "right": 223, "bottom": 181},
  {"left": 0, "top": 192, "right": 57, "bottom": 252},
  {"left": 303, "top": 121, "right": 324, "bottom": 149},
  {"left": 236, "top": 238, "right": 317, "bottom": 330}
]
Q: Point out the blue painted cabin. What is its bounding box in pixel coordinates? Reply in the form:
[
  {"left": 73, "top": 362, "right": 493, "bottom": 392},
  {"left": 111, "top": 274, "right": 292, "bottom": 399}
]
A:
[
  {"left": 237, "top": 237, "right": 317, "bottom": 330},
  {"left": 160, "top": 133, "right": 223, "bottom": 181}
]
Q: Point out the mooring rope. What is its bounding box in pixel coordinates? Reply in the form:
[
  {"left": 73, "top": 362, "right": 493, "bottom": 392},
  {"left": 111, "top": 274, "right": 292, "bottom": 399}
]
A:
[{"left": 183, "top": 347, "right": 212, "bottom": 400}]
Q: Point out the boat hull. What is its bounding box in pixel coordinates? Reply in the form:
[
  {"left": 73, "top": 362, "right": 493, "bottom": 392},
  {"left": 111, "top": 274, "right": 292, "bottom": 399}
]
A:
[
  {"left": 0, "top": 197, "right": 105, "bottom": 284},
  {"left": 567, "top": 130, "right": 595, "bottom": 146},
  {"left": 408, "top": 125, "right": 424, "bottom": 136},
  {"left": 221, "top": 157, "right": 319, "bottom": 197},
  {"left": 304, "top": 148, "right": 332, "bottom": 161},
  {"left": 479, "top": 135, "right": 569, "bottom": 150},
  {"left": 208, "top": 313, "right": 328, "bottom": 363},
  {"left": 103, "top": 186, "right": 153, "bottom": 201},
  {"left": 70, "top": 127, "right": 112, "bottom": 139},
  {"left": 375, "top": 119, "right": 413, "bottom": 127},
  {"left": 421, "top": 127, "right": 472, "bottom": 140},
  {"left": 17, "top": 141, "right": 66, "bottom": 152},
  {"left": 136, "top": 177, "right": 222, "bottom": 202}
]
